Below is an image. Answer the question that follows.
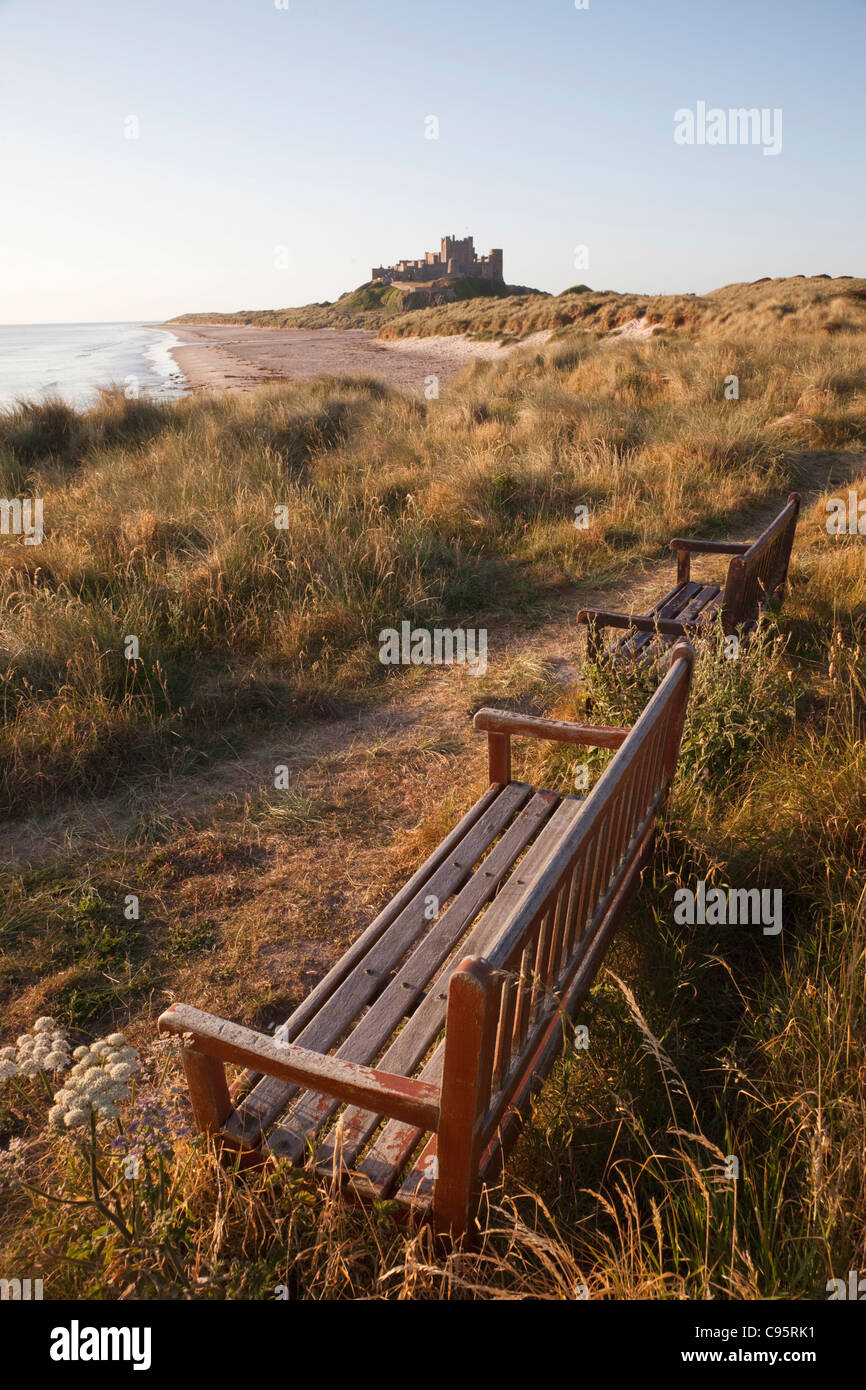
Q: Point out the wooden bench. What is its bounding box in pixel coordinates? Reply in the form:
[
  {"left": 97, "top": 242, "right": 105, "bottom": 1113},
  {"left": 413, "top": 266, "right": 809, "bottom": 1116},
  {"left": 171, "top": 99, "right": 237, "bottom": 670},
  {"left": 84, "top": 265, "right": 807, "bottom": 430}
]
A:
[
  {"left": 159, "top": 641, "right": 696, "bottom": 1239},
  {"left": 577, "top": 494, "right": 801, "bottom": 665}
]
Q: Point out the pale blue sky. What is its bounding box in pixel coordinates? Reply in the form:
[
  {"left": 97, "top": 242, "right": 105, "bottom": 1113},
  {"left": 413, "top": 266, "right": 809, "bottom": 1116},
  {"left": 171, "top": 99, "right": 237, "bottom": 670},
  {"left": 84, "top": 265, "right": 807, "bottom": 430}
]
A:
[{"left": 1, "top": 0, "right": 863, "bottom": 323}]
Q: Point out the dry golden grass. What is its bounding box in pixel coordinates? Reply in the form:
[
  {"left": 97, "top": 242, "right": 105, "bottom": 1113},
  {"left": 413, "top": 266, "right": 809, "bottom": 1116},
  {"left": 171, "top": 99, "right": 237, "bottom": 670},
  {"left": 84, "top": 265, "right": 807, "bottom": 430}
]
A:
[
  {"left": 1, "top": 310, "right": 865, "bottom": 1299},
  {"left": 380, "top": 274, "right": 866, "bottom": 342}
]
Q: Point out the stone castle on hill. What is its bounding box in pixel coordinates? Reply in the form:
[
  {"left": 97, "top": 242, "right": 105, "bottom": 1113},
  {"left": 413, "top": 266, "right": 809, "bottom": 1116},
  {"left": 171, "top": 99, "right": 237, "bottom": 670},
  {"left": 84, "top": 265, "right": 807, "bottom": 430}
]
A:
[{"left": 371, "top": 235, "right": 503, "bottom": 285}]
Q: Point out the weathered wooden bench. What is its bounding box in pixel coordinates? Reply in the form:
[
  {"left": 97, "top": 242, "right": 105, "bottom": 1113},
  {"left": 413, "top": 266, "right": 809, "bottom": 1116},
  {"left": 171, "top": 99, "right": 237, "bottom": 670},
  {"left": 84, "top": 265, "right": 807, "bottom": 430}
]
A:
[
  {"left": 159, "top": 641, "right": 696, "bottom": 1239},
  {"left": 577, "top": 494, "right": 801, "bottom": 664}
]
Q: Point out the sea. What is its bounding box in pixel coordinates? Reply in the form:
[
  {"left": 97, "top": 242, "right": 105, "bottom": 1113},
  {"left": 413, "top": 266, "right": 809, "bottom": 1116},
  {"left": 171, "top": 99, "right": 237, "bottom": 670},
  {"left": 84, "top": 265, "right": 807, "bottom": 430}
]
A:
[{"left": 0, "top": 322, "right": 189, "bottom": 413}]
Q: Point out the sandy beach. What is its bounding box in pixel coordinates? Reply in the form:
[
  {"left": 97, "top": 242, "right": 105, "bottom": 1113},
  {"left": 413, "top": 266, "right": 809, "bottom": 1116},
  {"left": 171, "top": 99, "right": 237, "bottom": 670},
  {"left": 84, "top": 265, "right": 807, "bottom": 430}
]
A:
[{"left": 160, "top": 323, "right": 552, "bottom": 395}]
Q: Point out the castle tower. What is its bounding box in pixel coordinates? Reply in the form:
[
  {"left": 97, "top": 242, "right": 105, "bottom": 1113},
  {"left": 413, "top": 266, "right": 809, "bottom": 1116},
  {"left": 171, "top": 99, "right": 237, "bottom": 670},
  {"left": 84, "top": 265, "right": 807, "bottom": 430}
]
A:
[{"left": 375, "top": 235, "right": 501, "bottom": 284}]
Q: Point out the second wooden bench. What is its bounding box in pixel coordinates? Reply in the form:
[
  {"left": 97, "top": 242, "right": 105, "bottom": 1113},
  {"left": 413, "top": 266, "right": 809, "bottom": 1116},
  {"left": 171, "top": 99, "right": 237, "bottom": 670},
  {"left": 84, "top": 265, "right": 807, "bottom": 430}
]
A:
[{"left": 577, "top": 493, "right": 801, "bottom": 664}]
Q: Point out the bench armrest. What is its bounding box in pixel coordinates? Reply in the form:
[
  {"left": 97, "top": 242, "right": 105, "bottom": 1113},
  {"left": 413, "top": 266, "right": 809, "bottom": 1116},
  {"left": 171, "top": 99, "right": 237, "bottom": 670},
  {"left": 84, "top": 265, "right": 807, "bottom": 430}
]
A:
[
  {"left": 668, "top": 538, "right": 751, "bottom": 554},
  {"left": 577, "top": 607, "right": 696, "bottom": 637},
  {"left": 473, "top": 707, "right": 629, "bottom": 748},
  {"left": 159, "top": 1003, "right": 440, "bottom": 1133},
  {"left": 669, "top": 536, "right": 751, "bottom": 582},
  {"left": 473, "top": 706, "right": 630, "bottom": 784}
]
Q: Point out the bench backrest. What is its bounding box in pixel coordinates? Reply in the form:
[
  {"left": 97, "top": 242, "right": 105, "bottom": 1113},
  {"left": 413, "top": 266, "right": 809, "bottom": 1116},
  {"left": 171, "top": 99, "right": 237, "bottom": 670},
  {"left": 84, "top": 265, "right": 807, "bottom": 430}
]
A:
[
  {"left": 720, "top": 492, "right": 801, "bottom": 630},
  {"left": 438, "top": 641, "right": 695, "bottom": 1202}
]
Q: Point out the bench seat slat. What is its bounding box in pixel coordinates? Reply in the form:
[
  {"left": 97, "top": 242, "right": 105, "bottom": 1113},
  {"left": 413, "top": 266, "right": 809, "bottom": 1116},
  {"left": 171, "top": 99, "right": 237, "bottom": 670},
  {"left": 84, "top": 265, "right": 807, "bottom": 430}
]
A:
[
  {"left": 276, "top": 784, "right": 503, "bottom": 1044},
  {"left": 616, "top": 580, "right": 702, "bottom": 657},
  {"left": 618, "top": 579, "right": 712, "bottom": 653},
  {"left": 308, "top": 795, "right": 586, "bottom": 1173},
  {"left": 268, "top": 789, "right": 563, "bottom": 1160},
  {"left": 622, "top": 582, "right": 721, "bottom": 659},
  {"left": 348, "top": 1046, "right": 446, "bottom": 1197},
  {"left": 228, "top": 781, "right": 533, "bottom": 1147},
  {"left": 309, "top": 793, "right": 587, "bottom": 1174},
  {"left": 332, "top": 800, "right": 589, "bottom": 1189}
]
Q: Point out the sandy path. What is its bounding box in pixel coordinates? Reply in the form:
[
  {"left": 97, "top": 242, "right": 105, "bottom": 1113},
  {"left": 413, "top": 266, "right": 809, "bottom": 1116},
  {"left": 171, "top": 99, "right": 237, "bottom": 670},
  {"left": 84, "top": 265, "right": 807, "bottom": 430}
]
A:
[
  {"left": 2, "top": 454, "right": 845, "bottom": 872},
  {"left": 2, "top": 454, "right": 854, "bottom": 1037},
  {"left": 162, "top": 324, "right": 552, "bottom": 395}
]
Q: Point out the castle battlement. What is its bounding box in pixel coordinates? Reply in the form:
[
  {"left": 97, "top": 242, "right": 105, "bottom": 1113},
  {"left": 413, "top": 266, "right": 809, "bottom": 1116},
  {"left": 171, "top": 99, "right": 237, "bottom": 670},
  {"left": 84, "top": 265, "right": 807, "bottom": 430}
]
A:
[{"left": 372, "top": 235, "right": 503, "bottom": 285}]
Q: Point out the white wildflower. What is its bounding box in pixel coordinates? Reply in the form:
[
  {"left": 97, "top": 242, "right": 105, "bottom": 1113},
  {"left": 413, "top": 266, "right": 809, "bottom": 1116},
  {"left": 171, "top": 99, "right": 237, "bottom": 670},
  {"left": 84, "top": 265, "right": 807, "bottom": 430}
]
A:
[
  {"left": 48, "top": 1033, "right": 141, "bottom": 1130},
  {"left": 3, "top": 1019, "right": 72, "bottom": 1082}
]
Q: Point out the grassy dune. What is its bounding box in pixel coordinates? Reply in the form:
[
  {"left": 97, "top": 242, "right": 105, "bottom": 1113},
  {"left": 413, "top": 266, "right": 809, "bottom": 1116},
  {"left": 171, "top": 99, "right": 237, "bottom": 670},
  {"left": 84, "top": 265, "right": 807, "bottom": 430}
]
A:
[
  {"left": 171, "top": 276, "right": 542, "bottom": 331},
  {"left": 171, "top": 274, "right": 866, "bottom": 342},
  {"left": 0, "top": 317, "right": 865, "bottom": 1298},
  {"left": 379, "top": 274, "right": 866, "bottom": 342},
  {"left": 2, "top": 329, "right": 865, "bottom": 816},
  {"left": 170, "top": 283, "right": 409, "bottom": 330}
]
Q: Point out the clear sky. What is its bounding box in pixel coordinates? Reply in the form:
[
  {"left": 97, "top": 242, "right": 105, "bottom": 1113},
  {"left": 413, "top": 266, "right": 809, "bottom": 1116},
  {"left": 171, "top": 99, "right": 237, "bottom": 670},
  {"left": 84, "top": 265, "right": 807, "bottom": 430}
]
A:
[{"left": 1, "top": 0, "right": 863, "bottom": 323}]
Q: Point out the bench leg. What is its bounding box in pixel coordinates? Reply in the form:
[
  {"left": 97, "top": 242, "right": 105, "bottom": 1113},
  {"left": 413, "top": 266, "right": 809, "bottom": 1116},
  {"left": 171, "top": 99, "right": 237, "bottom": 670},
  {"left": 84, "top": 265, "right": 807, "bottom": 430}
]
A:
[
  {"left": 487, "top": 731, "right": 511, "bottom": 784},
  {"left": 722, "top": 555, "right": 747, "bottom": 633},
  {"left": 180, "top": 1046, "right": 234, "bottom": 1136},
  {"left": 433, "top": 959, "right": 500, "bottom": 1242},
  {"left": 773, "top": 504, "right": 800, "bottom": 603}
]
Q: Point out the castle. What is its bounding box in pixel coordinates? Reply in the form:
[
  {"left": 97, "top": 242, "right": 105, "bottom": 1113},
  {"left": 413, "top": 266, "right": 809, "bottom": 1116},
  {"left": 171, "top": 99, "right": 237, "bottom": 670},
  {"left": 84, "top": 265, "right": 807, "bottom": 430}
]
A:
[{"left": 371, "top": 235, "right": 503, "bottom": 285}]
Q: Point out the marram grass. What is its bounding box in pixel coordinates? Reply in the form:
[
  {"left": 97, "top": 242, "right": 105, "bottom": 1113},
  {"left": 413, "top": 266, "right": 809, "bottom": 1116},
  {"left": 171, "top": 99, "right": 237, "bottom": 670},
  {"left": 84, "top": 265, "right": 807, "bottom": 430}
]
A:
[{"left": 0, "top": 325, "right": 864, "bottom": 1299}]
